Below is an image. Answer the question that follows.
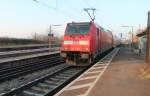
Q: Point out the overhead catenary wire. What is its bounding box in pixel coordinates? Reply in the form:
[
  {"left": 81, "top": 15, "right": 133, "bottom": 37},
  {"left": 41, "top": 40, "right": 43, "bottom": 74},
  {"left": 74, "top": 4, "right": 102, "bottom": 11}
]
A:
[
  {"left": 61, "top": 1, "right": 85, "bottom": 20},
  {"left": 82, "top": 0, "right": 93, "bottom": 8},
  {"left": 84, "top": 8, "right": 96, "bottom": 21},
  {"left": 81, "top": 0, "right": 97, "bottom": 21},
  {"left": 55, "top": 0, "right": 58, "bottom": 9},
  {"left": 82, "top": 0, "right": 117, "bottom": 35},
  {"left": 33, "top": 0, "right": 59, "bottom": 12},
  {"left": 32, "top": 0, "right": 79, "bottom": 20},
  {"left": 82, "top": 0, "right": 104, "bottom": 22}
]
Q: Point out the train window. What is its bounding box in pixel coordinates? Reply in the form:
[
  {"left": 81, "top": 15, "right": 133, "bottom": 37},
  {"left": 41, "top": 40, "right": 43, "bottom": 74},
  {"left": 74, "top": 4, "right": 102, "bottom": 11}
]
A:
[
  {"left": 97, "top": 28, "right": 99, "bottom": 36},
  {"left": 79, "top": 25, "right": 89, "bottom": 34},
  {"left": 67, "top": 23, "right": 90, "bottom": 34},
  {"left": 67, "top": 26, "right": 78, "bottom": 34}
]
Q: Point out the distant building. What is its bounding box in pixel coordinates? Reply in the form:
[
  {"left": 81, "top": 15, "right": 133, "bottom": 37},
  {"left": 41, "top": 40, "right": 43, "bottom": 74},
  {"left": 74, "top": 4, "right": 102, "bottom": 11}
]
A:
[{"left": 136, "top": 30, "right": 147, "bottom": 55}]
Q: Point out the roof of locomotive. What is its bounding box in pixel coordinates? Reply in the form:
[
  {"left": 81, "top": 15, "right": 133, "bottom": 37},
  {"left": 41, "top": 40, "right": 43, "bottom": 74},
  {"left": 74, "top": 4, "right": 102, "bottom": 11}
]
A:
[
  {"left": 67, "top": 22, "right": 91, "bottom": 26},
  {"left": 67, "top": 21, "right": 112, "bottom": 33}
]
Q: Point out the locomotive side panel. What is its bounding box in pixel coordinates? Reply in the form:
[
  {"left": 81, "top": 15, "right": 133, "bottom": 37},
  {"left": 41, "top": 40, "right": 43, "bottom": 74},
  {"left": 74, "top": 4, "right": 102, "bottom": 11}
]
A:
[
  {"left": 89, "top": 22, "right": 98, "bottom": 57},
  {"left": 61, "top": 21, "right": 115, "bottom": 66}
]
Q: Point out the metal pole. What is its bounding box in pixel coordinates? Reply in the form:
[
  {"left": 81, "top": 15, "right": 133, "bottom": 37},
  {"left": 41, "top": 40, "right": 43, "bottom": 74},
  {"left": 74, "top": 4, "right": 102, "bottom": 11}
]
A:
[
  {"left": 49, "top": 25, "right": 52, "bottom": 49},
  {"left": 120, "top": 26, "right": 133, "bottom": 49},
  {"left": 146, "top": 11, "right": 150, "bottom": 63},
  {"left": 131, "top": 26, "right": 133, "bottom": 48},
  {"left": 48, "top": 24, "right": 61, "bottom": 49},
  {"left": 34, "top": 32, "right": 37, "bottom": 40}
]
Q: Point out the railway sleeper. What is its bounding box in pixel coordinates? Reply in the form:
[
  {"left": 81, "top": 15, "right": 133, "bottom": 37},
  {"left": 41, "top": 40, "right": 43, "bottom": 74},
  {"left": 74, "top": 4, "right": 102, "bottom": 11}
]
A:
[
  {"left": 57, "top": 74, "right": 74, "bottom": 78},
  {"left": 54, "top": 75, "right": 70, "bottom": 79},
  {"left": 37, "top": 83, "right": 53, "bottom": 89},
  {"left": 48, "top": 78, "right": 65, "bottom": 82},
  {"left": 23, "top": 89, "right": 45, "bottom": 96},
  {"left": 44, "top": 80, "right": 60, "bottom": 86}
]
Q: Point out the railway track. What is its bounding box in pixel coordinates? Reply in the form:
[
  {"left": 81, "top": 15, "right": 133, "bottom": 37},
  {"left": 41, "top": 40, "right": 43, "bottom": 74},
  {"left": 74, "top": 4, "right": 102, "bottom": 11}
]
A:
[
  {"left": 0, "top": 55, "right": 64, "bottom": 82},
  {"left": 0, "top": 47, "right": 117, "bottom": 96},
  {"left": 0, "top": 48, "right": 117, "bottom": 96},
  {"left": 1, "top": 65, "right": 87, "bottom": 96},
  {"left": 0, "top": 44, "right": 60, "bottom": 52},
  {"left": 0, "top": 47, "right": 59, "bottom": 59},
  {"left": 0, "top": 44, "right": 50, "bottom": 51}
]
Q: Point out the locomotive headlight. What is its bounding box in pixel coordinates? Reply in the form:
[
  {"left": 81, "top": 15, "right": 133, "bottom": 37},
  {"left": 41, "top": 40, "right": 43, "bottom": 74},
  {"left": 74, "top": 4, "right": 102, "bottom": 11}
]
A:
[
  {"left": 79, "top": 41, "right": 89, "bottom": 45},
  {"left": 85, "top": 48, "right": 89, "bottom": 51},
  {"left": 64, "top": 40, "right": 73, "bottom": 44}
]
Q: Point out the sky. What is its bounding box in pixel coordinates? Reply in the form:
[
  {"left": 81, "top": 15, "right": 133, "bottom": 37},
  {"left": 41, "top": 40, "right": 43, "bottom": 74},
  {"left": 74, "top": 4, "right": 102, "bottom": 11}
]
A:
[{"left": 0, "top": 0, "right": 150, "bottom": 39}]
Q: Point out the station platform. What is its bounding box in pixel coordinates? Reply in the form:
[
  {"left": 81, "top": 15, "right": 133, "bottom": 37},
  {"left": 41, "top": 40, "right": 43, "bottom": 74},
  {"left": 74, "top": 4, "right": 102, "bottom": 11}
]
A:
[{"left": 55, "top": 47, "right": 150, "bottom": 96}]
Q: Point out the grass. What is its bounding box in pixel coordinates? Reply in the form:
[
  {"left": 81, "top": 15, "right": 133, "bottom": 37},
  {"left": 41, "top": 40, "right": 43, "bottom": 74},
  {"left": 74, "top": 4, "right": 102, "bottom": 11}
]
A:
[{"left": 0, "top": 37, "right": 46, "bottom": 47}]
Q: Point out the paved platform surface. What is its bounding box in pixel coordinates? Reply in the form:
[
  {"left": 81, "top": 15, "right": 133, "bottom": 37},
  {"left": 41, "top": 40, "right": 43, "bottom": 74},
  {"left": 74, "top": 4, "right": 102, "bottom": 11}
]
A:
[{"left": 55, "top": 47, "right": 150, "bottom": 96}]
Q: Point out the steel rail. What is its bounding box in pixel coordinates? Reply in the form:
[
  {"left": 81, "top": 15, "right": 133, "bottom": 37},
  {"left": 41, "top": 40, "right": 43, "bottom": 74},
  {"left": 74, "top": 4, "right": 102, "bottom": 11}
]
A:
[
  {"left": 1, "top": 66, "right": 87, "bottom": 96},
  {"left": 0, "top": 56, "right": 64, "bottom": 82},
  {"left": 0, "top": 47, "right": 59, "bottom": 59}
]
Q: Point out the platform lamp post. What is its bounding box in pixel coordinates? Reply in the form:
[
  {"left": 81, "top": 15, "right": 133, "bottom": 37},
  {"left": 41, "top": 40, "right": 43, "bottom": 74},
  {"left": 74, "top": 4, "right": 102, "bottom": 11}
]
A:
[
  {"left": 146, "top": 11, "right": 150, "bottom": 64},
  {"left": 121, "top": 26, "right": 134, "bottom": 48},
  {"left": 48, "top": 24, "right": 61, "bottom": 49}
]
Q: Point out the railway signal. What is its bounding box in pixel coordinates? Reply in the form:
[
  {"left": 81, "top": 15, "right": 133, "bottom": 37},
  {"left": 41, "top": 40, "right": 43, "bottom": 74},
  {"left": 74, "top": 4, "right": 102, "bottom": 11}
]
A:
[
  {"left": 48, "top": 24, "right": 62, "bottom": 49},
  {"left": 48, "top": 25, "right": 53, "bottom": 49}
]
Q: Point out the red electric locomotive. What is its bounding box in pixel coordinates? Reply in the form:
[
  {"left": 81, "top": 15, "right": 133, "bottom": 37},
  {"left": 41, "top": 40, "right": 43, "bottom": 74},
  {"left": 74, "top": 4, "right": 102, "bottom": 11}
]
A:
[{"left": 61, "top": 21, "right": 114, "bottom": 66}]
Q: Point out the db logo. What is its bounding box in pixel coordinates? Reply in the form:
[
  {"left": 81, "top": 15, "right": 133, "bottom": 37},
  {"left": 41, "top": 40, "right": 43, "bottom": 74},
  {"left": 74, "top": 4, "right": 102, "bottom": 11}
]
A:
[{"left": 73, "top": 41, "right": 79, "bottom": 44}]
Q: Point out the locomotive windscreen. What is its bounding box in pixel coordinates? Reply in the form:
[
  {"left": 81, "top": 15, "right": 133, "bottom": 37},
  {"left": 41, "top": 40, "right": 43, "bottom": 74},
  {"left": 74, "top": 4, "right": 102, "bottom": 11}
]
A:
[{"left": 66, "top": 23, "right": 90, "bottom": 34}]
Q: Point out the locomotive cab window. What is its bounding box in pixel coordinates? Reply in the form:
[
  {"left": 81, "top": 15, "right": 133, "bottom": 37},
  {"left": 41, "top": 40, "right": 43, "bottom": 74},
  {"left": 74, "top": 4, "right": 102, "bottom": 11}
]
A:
[{"left": 66, "top": 23, "right": 90, "bottom": 34}]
